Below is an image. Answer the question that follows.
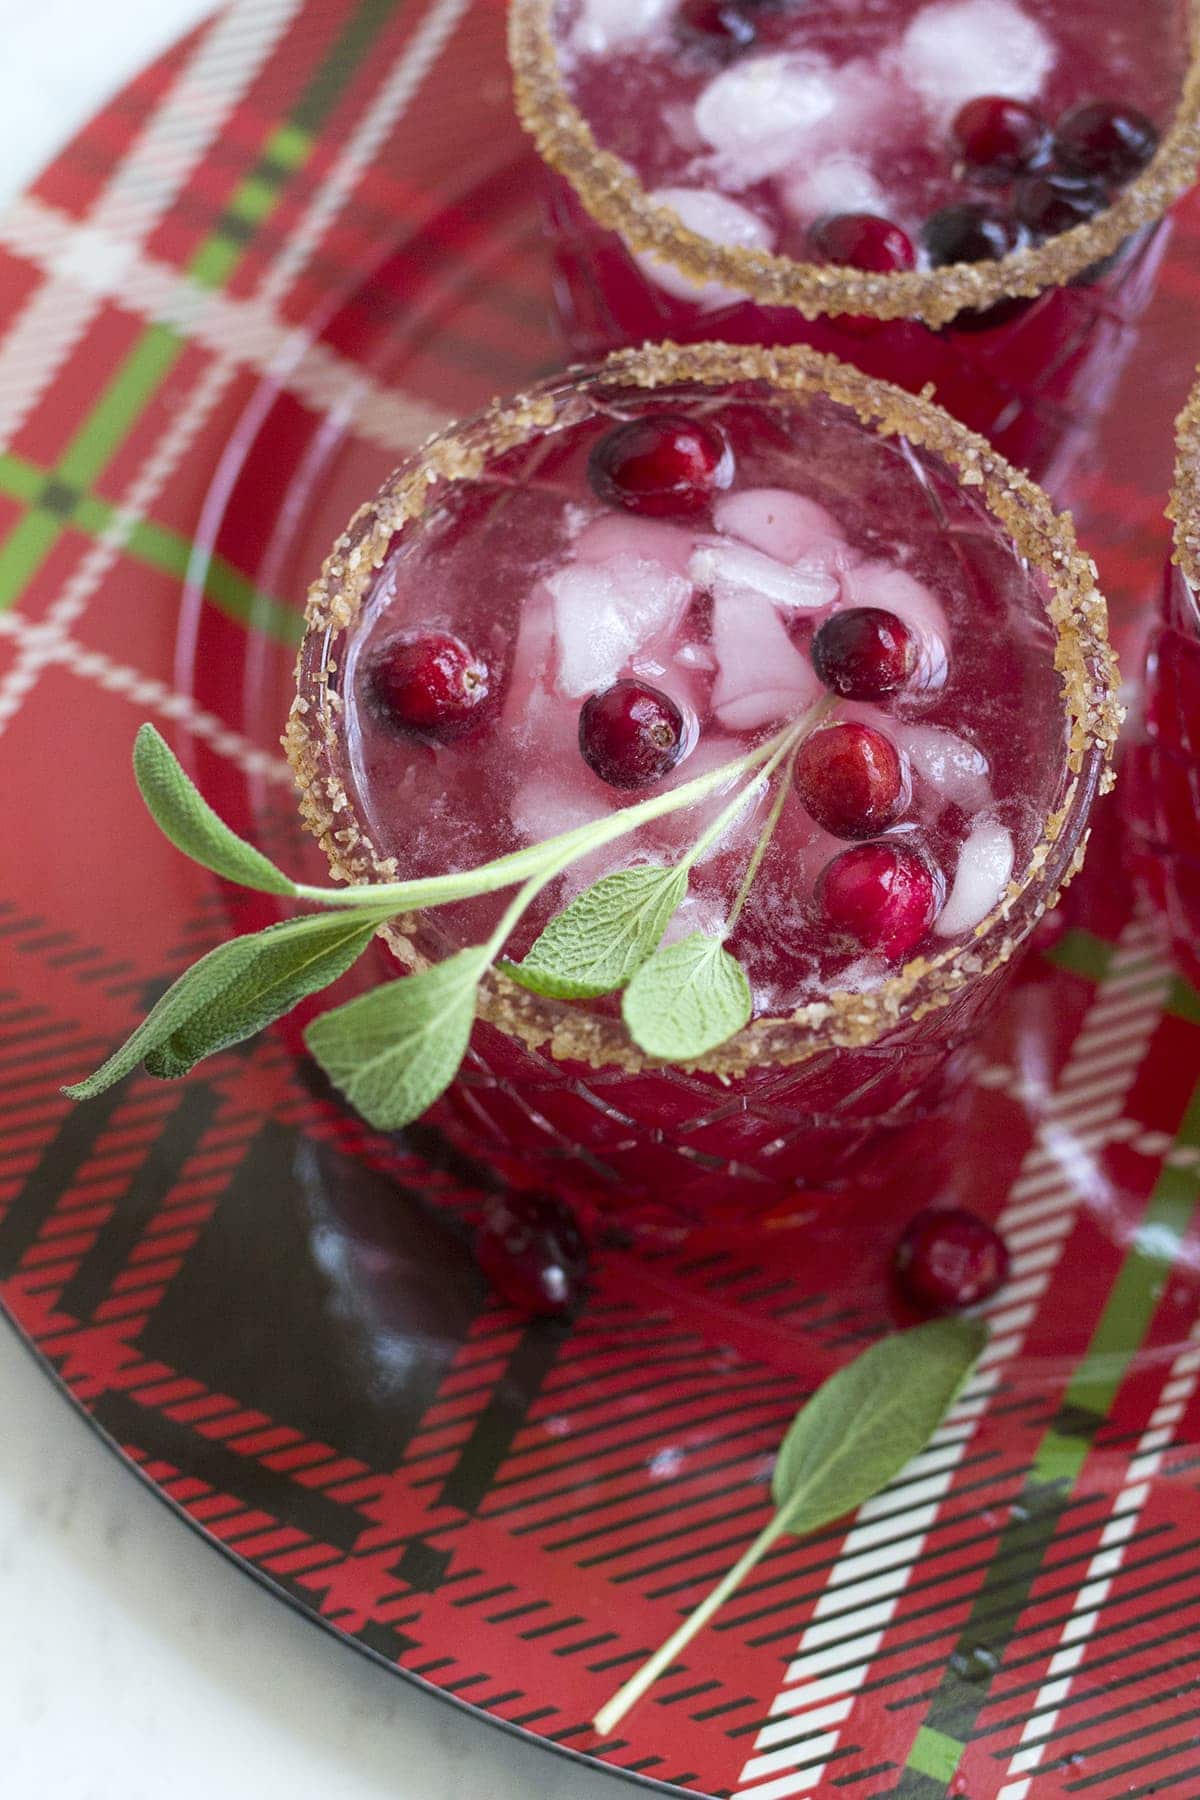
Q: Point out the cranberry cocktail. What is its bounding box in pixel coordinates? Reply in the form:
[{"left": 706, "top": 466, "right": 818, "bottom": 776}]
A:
[
  {"left": 511, "top": 0, "right": 1200, "bottom": 483},
  {"left": 1129, "top": 375, "right": 1200, "bottom": 989},
  {"left": 287, "top": 343, "right": 1116, "bottom": 1232}
]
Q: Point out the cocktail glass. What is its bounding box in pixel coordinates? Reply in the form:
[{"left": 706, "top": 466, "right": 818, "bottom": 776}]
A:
[
  {"left": 286, "top": 341, "right": 1117, "bottom": 1236},
  {"left": 510, "top": 0, "right": 1200, "bottom": 487},
  {"left": 1128, "top": 373, "right": 1200, "bottom": 990}
]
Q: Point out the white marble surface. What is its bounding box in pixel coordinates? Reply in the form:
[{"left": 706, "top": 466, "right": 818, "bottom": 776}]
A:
[{"left": 0, "top": 8, "right": 621, "bottom": 1796}]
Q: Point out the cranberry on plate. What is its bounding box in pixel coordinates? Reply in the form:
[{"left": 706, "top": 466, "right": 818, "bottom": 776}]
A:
[
  {"left": 474, "top": 1192, "right": 589, "bottom": 1318},
  {"left": 894, "top": 1206, "right": 1010, "bottom": 1312}
]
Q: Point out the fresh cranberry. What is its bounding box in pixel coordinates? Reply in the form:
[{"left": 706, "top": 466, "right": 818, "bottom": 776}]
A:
[
  {"left": 474, "top": 1193, "right": 589, "bottom": 1318},
  {"left": 1054, "top": 100, "right": 1160, "bottom": 186},
  {"left": 1014, "top": 169, "right": 1108, "bottom": 238},
  {"left": 588, "top": 414, "right": 727, "bottom": 518},
  {"left": 370, "top": 631, "right": 489, "bottom": 736},
  {"left": 811, "top": 608, "right": 916, "bottom": 701},
  {"left": 794, "top": 722, "right": 908, "bottom": 840},
  {"left": 677, "top": 0, "right": 758, "bottom": 51},
  {"left": 818, "top": 840, "right": 939, "bottom": 959},
  {"left": 952, "top": 95, "right": 1050, "bottom": 182},
  {"left": 808, "top": 212, "right": 916, "bottom": 273},
  {"left": 579, "top": 679, "right": 686, "bottom": 789},
  {"left": 922, "top": 202, "right": 1023, "bottom": 267},
  {"left": 894, "top": 1207, "right": 1010, "bottom": 1312}
]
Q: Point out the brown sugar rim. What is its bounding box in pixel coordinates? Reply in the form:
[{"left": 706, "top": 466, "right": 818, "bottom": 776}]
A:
[
  {"left": 1171, "top": 364, "right": 1200, "bottom": 593},
  {"left": 508, "top": 0, "right": 1200, "bottom": 330},
  {"left": 284, "top": 340, "right": 1120, "bottom": 1077}
]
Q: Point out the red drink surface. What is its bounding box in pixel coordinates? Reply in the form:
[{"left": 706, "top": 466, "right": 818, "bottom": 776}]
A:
[
  {"left": 535, "top": 0, "right": 1187, "bottom": 482},
  {"left": 557, "top": 0, "right": 1183, "bottom": 250},
  {"left": 313, "top": 377, "right": 1092, "bottom": 1230},
  {"left": 342, "top": 388, "right": 1061, "bottom": 1012}
]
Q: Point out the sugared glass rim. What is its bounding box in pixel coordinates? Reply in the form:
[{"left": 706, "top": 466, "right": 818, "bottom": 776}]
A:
[
  {"left": 1171, "top": 364, "right": 1200, "bottom": 597},
  {"left": 284, "top": 341, "right": 1119, "bottom": 1078},
  {"left": 508, "top": 0, "right": 1200, "bottom": 329}
]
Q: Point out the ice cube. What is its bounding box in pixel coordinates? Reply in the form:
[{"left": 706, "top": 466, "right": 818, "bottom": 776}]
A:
[
  {"left": 934, "top": 820, "right": 1015, "bottom": 937},
  {"left": 693, "top": 53, "right": 840, "bottom": 185},
  {"left": 899, "top": 0, "right": 1055, "bottom": 124},
  {"left": 566, "top": 0, "right": 675, "bottom": 58},
  {"left": 502, "top": 580, "right": 555, "bottom": 732},
  {"left": 895, "top": 722, "right": 991, "bottom": 808},
  {"left": 547, "top": 555, "right": 691, "bottom": 697},
  {"left": 714, "top": 487, "right": 848, "bottom": 567},
  {"left": 636, "top": 186, "right": 775, "bottom": 307},
  {"left": 572, "top": 510, "right": 697, "bottom": 577},
  {"left": 674, "top": 641, "right": 718, "bottom": 671},
  {"left": 841, "top": 559, "right": 948, "bottom": 683},
  {"left": 510, "top": 774, "right": 605, "bottom": 847},
  {"left": 780, "top": 154, "right": 889, "bottom": 225},
  {"left": 841, "top": 560, "right": 947, "bottom": 638},
  {"left": 690, "top": 540, "right": 839, "bottom": 612},
  {"left": 711, "top": 587, "right": 825, "bottom": 729}
]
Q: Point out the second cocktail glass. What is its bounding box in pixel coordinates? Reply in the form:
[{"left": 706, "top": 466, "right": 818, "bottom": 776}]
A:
[{"left": 510, "top": 0, "right": 1200, "bottom": 486}]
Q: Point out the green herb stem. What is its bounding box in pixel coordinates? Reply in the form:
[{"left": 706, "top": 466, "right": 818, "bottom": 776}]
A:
[
  {"left": 725, "top": 743, "right": 799, "bottom": 936},
  {"left": 593, "top": 1515, "right": 783, "bottom": 1738},
  {"left": 289, "top": 726, "right": 795, "bottom": 917}
]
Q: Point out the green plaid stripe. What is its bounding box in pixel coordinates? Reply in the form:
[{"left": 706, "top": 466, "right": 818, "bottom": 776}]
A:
[
  {"left": 0, "top": 448, "right": 297, "bottom": 644},
  {"left": 890, "top": 1073, "right": 1200, "bottom": 1795}
]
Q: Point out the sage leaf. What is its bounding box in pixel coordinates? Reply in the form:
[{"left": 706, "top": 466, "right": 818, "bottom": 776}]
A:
[
  {"left": 499, "top": 865, "right": 688, "bottom": 999},
  {"left": 65, "top": 908, "right": 390, "bottom": 1098},
  {"left": 770, "top": 1315, "right": 987, "bottom": 1531},
  {"left": 134, "top": 724, "right": 297, "bottom": 897},
  {"left": 621, "top": 931, "right": 751, "bottom": 1061},
  {"left": 304, "top": 947, "right": 490, "bottom": 1131},
  {"left": 593, "top": 1317, "right": 987, "bottom": 1736}
]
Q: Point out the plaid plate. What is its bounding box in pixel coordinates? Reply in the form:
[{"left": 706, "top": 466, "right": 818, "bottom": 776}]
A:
[{"left": 3, "top": 4, "right": 1200, "bottom": 1796}]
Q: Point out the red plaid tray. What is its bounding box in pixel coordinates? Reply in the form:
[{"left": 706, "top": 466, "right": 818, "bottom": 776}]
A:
[{"left": 2, "top": 4, "right": 1200, "bottom": 1796}]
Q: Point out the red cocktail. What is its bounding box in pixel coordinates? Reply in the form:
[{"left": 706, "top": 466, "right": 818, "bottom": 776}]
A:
[
  {"left": 511, "top": 0, "right": 1200, "bottom": 486},
  {"left": 287, "top": 343, "right": 1117, "bottom": 1234},
  {"left": 1128, "top": 377, "right": 1200, "bottom": 989}
]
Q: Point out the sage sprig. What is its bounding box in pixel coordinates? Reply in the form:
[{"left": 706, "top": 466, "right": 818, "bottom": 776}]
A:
[
  {"left": 593, "top": 1317, "right": 988, "bottom": 1736},
  {"left": 67, "top": 708, "right": 829, "bottom": 1126}
]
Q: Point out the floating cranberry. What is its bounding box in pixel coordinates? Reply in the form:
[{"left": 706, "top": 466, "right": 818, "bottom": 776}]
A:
[
  {"left": 677, "top": 0, "right": 758, "bottom": 51},
  {"left": 952, "top": 95, "right": 1050, "bottom": 182},
  {"left": 1054, "top": 100, "right": 1159, "bottom": 186},
  {"left": 1015, "top": 170, "right": 1108, "bottom": 238},
  {"left": 474, "top": 1193, "right": 589, "bottom": 1318},
  {"left": 894, "top": 1207, "right": 1010, "bottom": 1312},
  {"left": 794, "top": 722, "right": 908, "bottom": 840},
  {"left": 818, "top": 840, "right": 938, "bottom": 959},
  {"left": 370, "top": 631, "right": 489, "bottom": 736},
  {"left": 922, "top": 202, "right": 1023, "bottom": 267},
  {"left": 588, "top": 414, "right": 727, "bottom": 518},
  {"left": 808, "top": 212, "right": 916, "bottom": 273},
  {"left": 811, "top": 608, "right": 917, "bottom": 701},
  {"left": 579, "top": 679, "right": 686, "bottom": 789}
]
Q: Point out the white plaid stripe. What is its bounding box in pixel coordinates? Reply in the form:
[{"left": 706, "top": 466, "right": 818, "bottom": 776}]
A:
[
  {"left": 732, "top": 911, "right": 1173, "bottom": 1800},
  {"left": 0, "top": 0, "right": 470, "bottom": 744},
  {"left": 0, "top": 195, "right": 449, "bottom": 455},
  {"left": 0, "top": 0, "right": 303, "bottom": 453}
]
